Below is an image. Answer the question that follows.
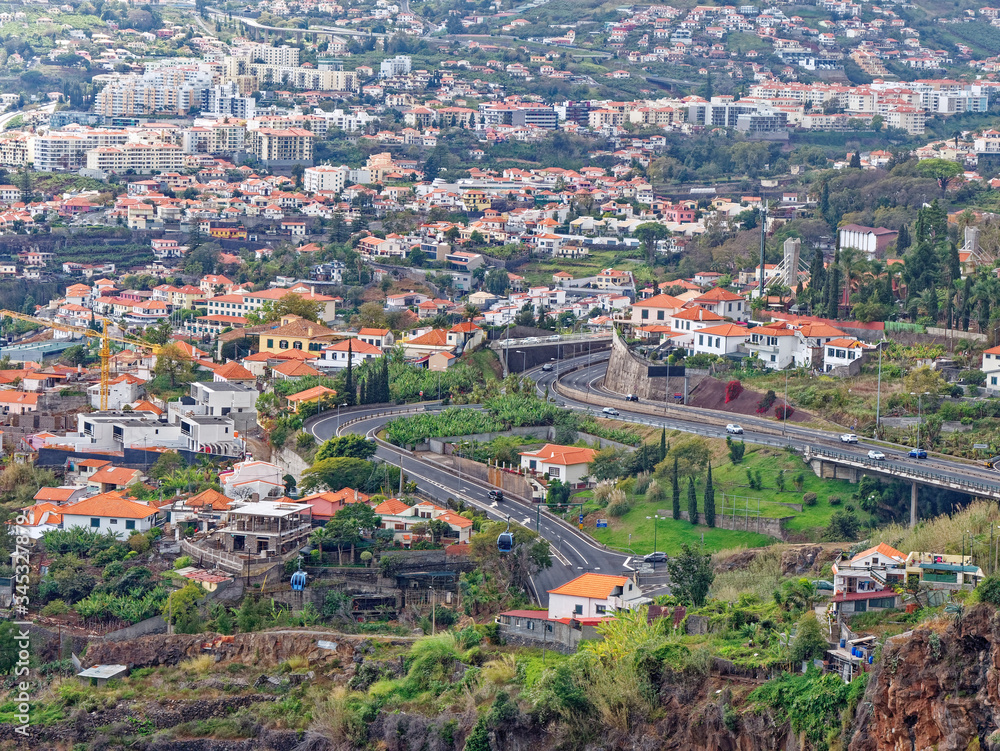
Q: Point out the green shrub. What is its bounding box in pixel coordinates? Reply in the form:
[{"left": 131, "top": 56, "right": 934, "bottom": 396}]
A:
[
  {"left": 976, "top": 575, "right": 1000, "bottom": 606},
  {"left": 646, "top": 480, "right": 666, "bottom": 504},
  {"left": 606, "top": 489, "right": 632, "bottom": 517},
  {"left": 802, "top": 492, "right": 817, "bottom": 507},
  {"left": 173, "top": 556, "right": 193, "bottom": 570},
  {"left": 41, "top": 599, "right": 71, "bottom": 617},
  {"left": 828, "top": 496, "right": 842, "bottom": 505}
]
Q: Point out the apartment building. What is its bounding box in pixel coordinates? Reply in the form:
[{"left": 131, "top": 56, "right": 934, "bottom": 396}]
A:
[
  {"left": 201, "top": 83, "right": 256, "bottom": 119},
  {"left": 247, "top": 127, "right": 314, "bottom": 166},
  {"left": 232, "top": 43, "right": 301, "bottom": 67},
  {"left": 29, "top": 128, "right": 131, "bottom": 172},
  {"left": 222, "top": 58, "right": 358, "bottom": 93},
  {"left": 0, "top": 135, "right": 28, "bottom": 168},
  {"left": 85, "top": 143, "right": 186, "bottom": 174},
  {"left": 303, "top": 165, "right": 349, "bottom": 194},
  {"left": 94, "top": 64, "right": 215, "bottom": 116}
]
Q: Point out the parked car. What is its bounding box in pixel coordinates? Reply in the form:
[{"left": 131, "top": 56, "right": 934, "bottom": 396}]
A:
[
  {"left": 726, "top": 424, "right": 744, "bottom": 434},
  {"left": 547, "top": 335, "right": 560, "bottom": 341},
  {"left": 840, "top": 434, "right": 859, "bottom": 443},
  {"left": 625, "top": 394, "right": 639, "bottom": 402},
  {"left": 488, "top": 489, "right": 504, "bottom": 502},
  {"left": 643, "top": 552, "right": 667, "bottom": 563},
  {"left": 541, "top": 363, "right": 553, "bottom": 371},
  {"left": 868, "top": 450, "right": 886, "bottom": 460},
  {"left": 909, "top": 448, "right": 927, "bottom": 459},
  {"left": 602, "top": 407, "right": 620, "bottom": 416}
]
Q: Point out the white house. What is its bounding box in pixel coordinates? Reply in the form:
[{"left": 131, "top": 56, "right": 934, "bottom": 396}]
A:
[
  {"left": 547, "top": 572, "right": 644, "bottom": 618},
  {"left": 983, "top": 344, "right": 1000, "bottom": 392},
  {"left": 519, "top": 444, "right": 598, "bottom": 487},
  {"left": 373, "top": 497, "right": 473, "bottom": 546},
  {"left": 15, "top": 502, "right": 64, "bottom": 540},
  {"left": 691, "top": 323, "right": 749, "bottom": 357},
  {"left": 744, "top": 325, "right": 803, "bottom": 369},
  {"left": 631, "top": 293, "right": 685, "bottom": 325},
  {"left": 315, "top": 338, "right": 383, "bottom": 369},
  {"left": 59, "top": 491, "right": 160, "bottom": 536},
  {"left": 219, "top": 459, "right": 284, "bottom": 500},
  {"left": 824, "top": 337, "right": 872, "bottom": 373},
  {"left": 832, "top": 543, "right": 907, "bottom": 598},
  {"left": 356, "top": 327, "right": 395, "bottom": 349},
  {"left": 88, "top": 373, "right": 145, "bottom": 410},
  {"left": 690, "top": 287, "right": 748, "bottom": 322}
]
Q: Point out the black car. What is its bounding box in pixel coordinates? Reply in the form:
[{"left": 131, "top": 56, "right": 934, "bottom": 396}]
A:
[
  {"left": 625, "top": 394, "right": 639, "bottom": 402},
  {"left": 488, "top": 490, "right": 504, "bottom": 502}
]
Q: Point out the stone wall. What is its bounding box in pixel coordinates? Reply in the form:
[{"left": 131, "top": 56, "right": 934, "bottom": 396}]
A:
[
  {"left": 273, "top": 445, "right": 311, "bottom": 482},
  {"left": 659, "top": 508, "right": 791, "bottom": 541},
  {"left": 100, "top": 615, "right": 167, "bottom": 642},
  {"left": 419, "top": 452, "right": 533, "bottom": 499},
  {"left": 603, "top": 328, "right": 697, "bottom": 400}
]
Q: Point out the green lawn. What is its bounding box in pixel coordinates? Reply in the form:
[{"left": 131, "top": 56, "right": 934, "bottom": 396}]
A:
[{"left": 576, "top": 441, "right": 870, "bottom": 554}]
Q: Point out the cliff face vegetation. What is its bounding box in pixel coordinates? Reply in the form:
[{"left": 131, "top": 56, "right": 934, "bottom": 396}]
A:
[{"left": 849, "top": 604, "right": 1000, "bottom": 751}]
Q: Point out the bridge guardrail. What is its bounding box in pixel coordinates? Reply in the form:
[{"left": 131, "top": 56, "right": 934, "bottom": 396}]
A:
[{"left": 807, "top": 446, "right": 1000, "bottom": 496}]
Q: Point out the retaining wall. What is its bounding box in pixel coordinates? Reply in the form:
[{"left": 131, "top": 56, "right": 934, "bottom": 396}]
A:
[{"left": 658, "top": 508, "right": 791, "bottom": 540}]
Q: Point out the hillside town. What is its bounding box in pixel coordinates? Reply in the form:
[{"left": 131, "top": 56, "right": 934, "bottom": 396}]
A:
[{"left": 4, "top": 0, "right": 1000, "bottom": 749}]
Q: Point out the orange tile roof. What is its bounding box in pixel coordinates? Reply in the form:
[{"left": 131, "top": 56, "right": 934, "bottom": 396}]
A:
[
  {"left": 214, "top": 361, "right": 255, "bottom": 380},
  {"left": 271, "top": 360, "right": 322, "bottom": 377},
  {"left": 673, "top": 306, "right": 724, "bottom": 322},
  {"left": 850, "top": 543, "right": 905, "bottom": 564},
  {"left": 634, "top": 293, "right": 685, "bottom": 309},
  {"left": 62, "top": 491, "right": 158, "bottom": 519},
  {"left": 547, "top": 572, "right": 629, "bottom": 598},
  {"left": 798, "top": 322, "right": 846, "bottom": 338},
  {"left": 693, "top": 287, "right": 744, "bottom": 302},
  {"left": 33, "top": 486, "right": 81, "bottom": 502},
  {"left": 695, "top": 323, "right": 749, "bottom": 338},
  {"left": 186, "top": 488, "right": 232, "bottom": 510},
  {"left": 437, "top": 510, "right": 473, "bottom": 528},
  {"left": 0, "top": 392, "right": 39, "bottom": 406},
  {"left": 826, "top": 337, "right": 864, "bottom": 348},
  {"left": 77, "top": 459, "right": 112, "bottom": 468},
  {"left": 358, "top": 327, "right": 390, "bottom": 337},
  {"left": 286, "top": 385, "right": 338, "bottom": 403},
  {"left": 374, "top": 497, "right": 412, "bottom": 515},
  {"left": 406, "top": 329, "right": 450, "bottom": 347},
  {"left": 89, "top": 466, "right": 141, "bottom": 487},
  {"left": 131, "top": 400, "right": 163, "bottom": 415},
  {"left": 519, "top": 443, "right": 599, "bottom": 466},
  {"left": 18, "top": 502, "right": 62, "bottom": 526},
  {"left": 326, "top": 339, "right": 382, "bottom": 355}
]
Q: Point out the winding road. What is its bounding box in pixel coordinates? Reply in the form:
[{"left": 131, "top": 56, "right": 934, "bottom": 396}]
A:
[
  {"left": 308, "top": 403, "right": 634, "bottom": 605},
  {"left": 304, "top": 351, "right": 1000, "bottom": 604}
]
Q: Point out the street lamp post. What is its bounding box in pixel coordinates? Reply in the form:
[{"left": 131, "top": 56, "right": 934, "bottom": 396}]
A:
[
  {"left": 429, "top": 586, "right": 436, "bottom": 635},
  {"left": 646, "top": 514, "right": 660, "bottom": 553},
  {"left": 910, "top": 391, "right": 929, "bottom": 449},
  {"left": 875, "top": 342, "right": 883, "bottom": 438},
  {"left": 782, "top": 368, "right": 789, "bottom": 436},
  {"left": 336, "top": 402, "right": 348, "bottom": 434},
  {"left": 515, "top": 350, "right": 526, "bottom": 373}
]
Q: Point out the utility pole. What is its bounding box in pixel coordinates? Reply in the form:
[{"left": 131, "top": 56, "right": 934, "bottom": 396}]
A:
[
  {"left": 875, "top": 342, "right": 883, "bottom": 439},
  {"left": 430, "top": 586, "right": 436, "bottom": 635},
  {"left": 758, "top": 193, "right": 767, "bottom": 307},
  {"left": 782, "top": 368, "right": 789, "bottom": 436}
]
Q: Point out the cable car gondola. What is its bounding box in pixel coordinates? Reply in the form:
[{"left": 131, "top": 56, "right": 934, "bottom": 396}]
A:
[
  {"left": 290, "top": 557, "right": 308, "bottom": 591},
  {"left": 497, "top": 516, "right": 514, "bottom": 554}
]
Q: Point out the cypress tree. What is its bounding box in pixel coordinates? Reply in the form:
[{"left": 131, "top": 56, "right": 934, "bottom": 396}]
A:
[
  {"left": 344, "top": 340, "right": 355, "bottom": 406},
  {"left": 849, "top": 150, "right": 861, "bottom": 169},
  {"left": 897, "top": 223, "right": 911, "bottom": 251},
  {"left": 687, "top": 477, "right": 698, "bottom": 525},
  {"left": 659, "top": 427, "right": 667, "bottom": 462},
  {"left": 704, "top": 464, "right": 715, "bottom": 528},
  {"left": 671, "top": 457, "right": 680, "bottom": 520}
]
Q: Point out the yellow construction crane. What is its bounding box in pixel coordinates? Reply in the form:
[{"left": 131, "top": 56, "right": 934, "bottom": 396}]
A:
[{"left": 0, "top": 310, "right": 161, "bottom": 410}]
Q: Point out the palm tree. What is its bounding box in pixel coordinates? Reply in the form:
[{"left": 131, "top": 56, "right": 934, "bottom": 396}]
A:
[{"left": 463, "top": 304, "right": 480, "bottom": 322}]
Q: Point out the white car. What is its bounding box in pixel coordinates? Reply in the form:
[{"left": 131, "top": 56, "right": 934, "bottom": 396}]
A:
[
  {"left": 726, "top": 424, "right": 744, "bottom": 434},
  {"left": 547, "top": 334, "right": 560, "bottom": 341},
  {"left": 868, "top": 450, "right": 886, "bottom": 460},
  {"left": 523, "top": 337, "right": 539, "bottom": 343},
  {"left": 840, "top": 434, "right": 859, "bottom": 443},
  {"left": 602, "top": 407, "right": 620, "bottom": 416}
]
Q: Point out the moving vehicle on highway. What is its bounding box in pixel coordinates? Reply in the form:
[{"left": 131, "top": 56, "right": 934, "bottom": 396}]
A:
[
  {"left": 726, "top": 423, "right": 744, "bottom": 434},
  {"left": 909, "top": 448, "right": 927, "bottom": 459},
  {"left": 625, "top": 394, "right": 639, "bottom": 402},
  {"left": 840, "top": 434, "right": 859, "bottom": 443},
  {"left": 868, "top": 450, "right": 886, "bottom": 460},
  {"left": 602, "top": 407, "right": 620, "bottom": 416},
  {"left": 643, "top": 552, "right": 667, "bottom": 563},
  {"left": 488, "top": 489, "right": 504, "bottom": 502},
  {"left": 541, "top": 363, "right": 553, "bottom": 371}
]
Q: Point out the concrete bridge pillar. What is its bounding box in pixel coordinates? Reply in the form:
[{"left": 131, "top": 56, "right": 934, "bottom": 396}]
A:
[{"left": 910, "top": 482, "right": 918, "bottom": 528}]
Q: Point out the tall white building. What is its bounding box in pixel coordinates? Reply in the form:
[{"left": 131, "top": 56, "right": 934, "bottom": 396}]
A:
[
  {"left": 94, "top": 64, "right": 215, "bottom": 116},
  {"left": 303, "top": 165, "right": 349, "bottom": 194},
  {"left": 379, "top": 55, "right": 412, "bottom": 78},
  {"left": 201, "top": 83, "right": 256, "bottom": 120}
]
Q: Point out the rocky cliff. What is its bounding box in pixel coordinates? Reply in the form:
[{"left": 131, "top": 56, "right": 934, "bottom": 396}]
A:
[{"left": 849, "top": 603, "right": 1000, "bottom": 751}]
